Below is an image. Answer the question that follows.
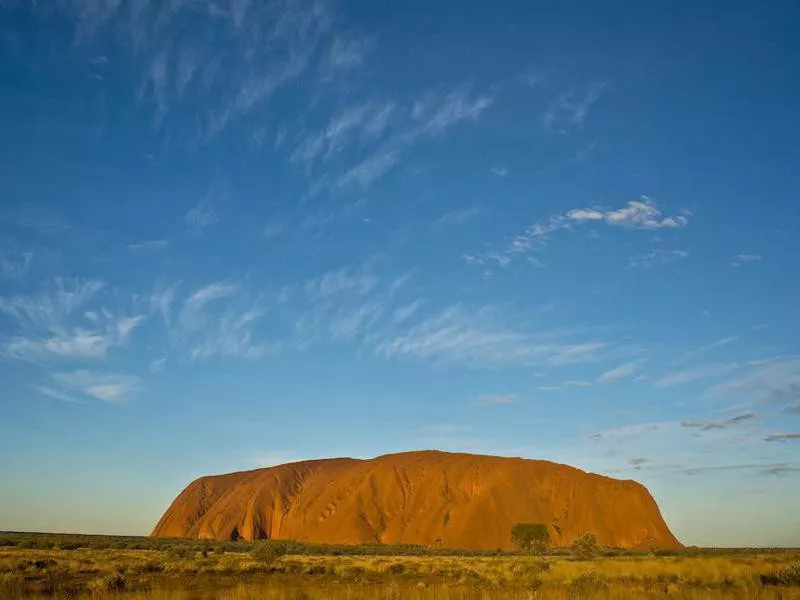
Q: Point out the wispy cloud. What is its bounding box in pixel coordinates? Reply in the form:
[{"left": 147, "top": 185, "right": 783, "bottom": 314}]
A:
[
  {"left": 175, "top": 281, "right": 274, "bottom": 361},
  {"left": 336, "top": 150, "right": 399, "bottom": 190},
  {"left": 543, "top": 82, "right": 606, "bottom": 131},
  {"left": 51, "top": 370, "right": 141, "bottom": 403},
  {"left": 294, "top": 266, "right": 409, "bottom": 348},
  {"left": 291, "top": 101, "right": 395, "bottom": 167},
  {"left": 435, "top": 207, "right": 479, "bottom": 228},
  {"left": 36, "top": 386, "right": 81, "bottom": 404},
  {"left": 674, "top": 336, "right": 738, "bottom": 364},
  {"left": 374, "top": 304, "right": 611, "bottom": 368},
  {"left": 764, "top": 433, "right": 800, "bottom": 442},
  {"left": 680, "top": 462, "right": 799, "bottom": 476},
  {"left": 597, "top": 359, "right": 645, "bottom": 383},
  {"left": 491, "top": 166, "right": 509, "bottom": 178},
  {"left": 326, "top": 35, "right": 374, "bottom": 71},
  {"left": 537, "top": 385, "right": 563, "bottom": 392},
  {"left": 656, "top": 362, "right": 739, "bottom": 388},
  {"left": 476, "top": 393, "right": 518, "bottom": 405},
  {"left": 0, "top": 278, "right": 103, "bottom": 330},
  {"left": 411, "top": 86, "right": 494, "bottom": 136},
  {"left": 731, "top": 254, "right": 762, "bottom": 268},
  {"left": 304, "top": 266, "right": 379, "bottom": 301},
  {"left": 128, "top": 240, "right": 168, "bottom": 251},
  {"left": 0, "top": 279, "right": 145, "bottom": 363},
  {"left": 392, "top": 299, "right": 426, "bottom": 324},
  {"left": 590, "top": 422, "right": 669, "bottom": 440},
  {"left": 305, "top": 85, "right": 496, "bottom": 196},
  {"left": 706, "top": 357, "right": 800, "bottom": 403},
  {"left": 149, "top": 283, "right": 179, "bottom": 327},
  {"left": 52, "top": 0, "right": 342, "bottom": 142},
  {"left": 0, "top": 242, "right": 33, "bottom": 280},
  {"left": 628, "top": 249, "right": 689, "bottom": 269},
  {"left": 566, "top": 197, "right": 689, "bottom": 230},
  {"left": 184, "top": 193, "right": 219, "bottom": 235},
  {"left": 468, "top": 196, "right": 689, "bottom": 269},
  {"left": 680, "top": 411, "right": 757, "bottom": 431}
]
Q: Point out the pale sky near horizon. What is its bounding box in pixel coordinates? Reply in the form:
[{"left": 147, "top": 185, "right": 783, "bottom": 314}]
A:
[{"left": 0, "top": 0, "right": 799, "bottom": 547}]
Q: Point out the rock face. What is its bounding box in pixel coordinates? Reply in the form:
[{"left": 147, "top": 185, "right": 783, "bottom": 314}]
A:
[{"left": 151, "top": 451, "right": 681, "bottom": 550}]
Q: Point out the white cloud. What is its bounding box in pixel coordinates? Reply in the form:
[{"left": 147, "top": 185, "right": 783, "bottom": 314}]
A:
[
  {"left": 305, "top": 266, "right": 379, "bottom": 300},
  {"left": 116, "top": 315, "right": 146, "bottom": 340},
  {"left": 681, "top": 412, "right": 757, "bottom": 431},
  {"left": 491, "top": 166, "right": 509, "bottom": 177},
  {"left": 150, "top": 283, "right": 179, "bottom": 326},
  {"left": 262, "top": 222, "right": 285, "bottom": 238},
  {"left": 179, "top": 282, "right": 238, "bottom": 330},
  {"left": 469, "top": 196, "right": 689, "bottom": 269},
  {"left": 674, "top": 336, "right": 738, "bottom": 364},
  {"left": 304, "top": 86, "right": 496, "bottom": 197},
  {"left": 0, "top": 279, "right": 144, "bottom": 363},
  {"left": 706, "top": 357, "right": 800, "bottom": 402},
  {"left": 128, "top": 240, "right": 168, "bottom": 251},
  {"left": 373, "top": 304, "right": 611, "bottom": 368},
  {"left": 291, "top": 101, "right": 395, "bottom": 167},
  {"left": 173, "top": 281, "right": 275, "bottom": 361},
  {"left": 567, "top": 197, "right": 689, "bottom": 229},
  {"left": 36, "top": 386, "right": 81, "bottom": 403},
  {"left": 543, "top": 82, "right": 606, "bottom": 130},
  {"left": 326, "top": 36, "right": 374, "bottom": 70},
  {"left": 392, "top": 299, "right": 426, "bottom": 324},
  {"left": 628, "top": 249, "right": 689, "bottom": 269},
  {"left": 0, "top": 243, "right": 33, "bottom": 279},
  {"left": 328, "top": 300, "right": 387, "bottom": 342},
  {"left": 184, "top": 194, "right": 218, "bottom": 234},
  {"left": 0, "top": 278, "right": 103, "bottom": 331},
  {"left": 229, "top": 0, "right": 251, "bottom": 29},
  {"left": 597, "top": 359, "right": 645, "bottom": 383},
  {"left": 656, "top": 363, "right": 739, "bottom": 388},
  {"left": 476, "top": 393, "right": 517, "bottom": 405},
  {"left": 590, "top": 422, "right": 670, "bottom": 440},
  {"left": 732, "top": 254, "right": 762, "bottom": 268},
  {"left": 52, "top": 370, "right": 141, "bottom": 403},
  {"left": 149, "top": 357, "right": 167, "bottom": 373},
  {"left": 3, "top": 331, "right": 108, "bottom": 361},
  {"left": 435, "top": 207, "right": 479, "bottom": 227},
  {"left": 336, "top": 150, "right": 399, "bottom": 189},
  {"left": 562, "top": 380, "right": 592, "bottom": 388},
  {"left": 765, "top": 433, "right": 800, "bottom": 442},
  {"left": 412, "top": 86, "right": 494, "bottom": 136}
]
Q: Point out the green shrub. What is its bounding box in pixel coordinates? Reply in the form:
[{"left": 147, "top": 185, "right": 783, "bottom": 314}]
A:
[
  {"left": 165, "top": 545, "right": 194, "bottom": 561},
  {"left": 386, "top": 562, "right": 406, "bottom": 575},
  {"left": 89, "top": 573, "right": 126, "bottom": 593},
  {"left": 511, "top": 523, "right": 550, "bottom": 553},
  {"left": 763, "top": 563, "right": 800, "bottom": 586},
  {"left": 571, "top": 533, "right": 599, "bottom": 560},
  {"left": 567, "top": 573, "right": 607, "bottom": 599},
  {"left": 250, "top": 541, "right": 286, "bottom": 566}
]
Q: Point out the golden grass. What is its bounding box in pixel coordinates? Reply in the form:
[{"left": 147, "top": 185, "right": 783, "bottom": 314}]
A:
[{"left": 1, "top": 546, "right": 799, "bottom": 599}]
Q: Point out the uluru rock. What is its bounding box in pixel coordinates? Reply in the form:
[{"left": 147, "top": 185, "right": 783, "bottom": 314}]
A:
[{"left": 151, "top": 450, "right": 681, "bottom": 550}]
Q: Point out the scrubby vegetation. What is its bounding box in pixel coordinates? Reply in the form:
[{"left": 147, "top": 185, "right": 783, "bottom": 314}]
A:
[
  {"left": 0, "top": 532, "right": 799, "bottom": 598},
  {"left": 510, "top": 523, "right": 550, "bottom": 553}
]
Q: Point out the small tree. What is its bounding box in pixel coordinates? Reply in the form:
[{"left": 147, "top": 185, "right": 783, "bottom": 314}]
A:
[
  {"left": 570, "top": 533, "right": 598, "bottom": 560},
  {"left": 250, "top": 541, "right": 286, "bottom": 566},
  {"left": 511, "top": 523, "right": 550, "bottom": 554}
]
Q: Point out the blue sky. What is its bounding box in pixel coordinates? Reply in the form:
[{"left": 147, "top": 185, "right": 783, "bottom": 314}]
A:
[{"left": 1, "top": 0, "right": 799, "bottom": 547}]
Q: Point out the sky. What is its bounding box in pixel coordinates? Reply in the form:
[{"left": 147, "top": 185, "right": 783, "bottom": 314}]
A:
[{"left": 0, "top": 0, "right": 799, "bottom": 548}]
